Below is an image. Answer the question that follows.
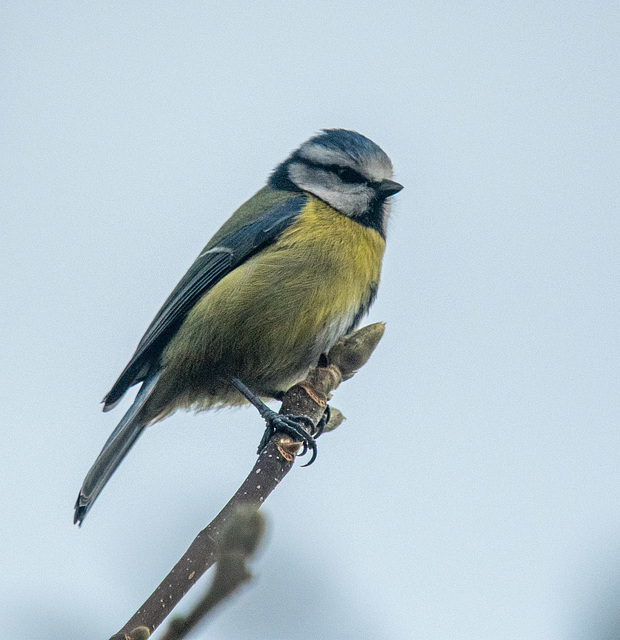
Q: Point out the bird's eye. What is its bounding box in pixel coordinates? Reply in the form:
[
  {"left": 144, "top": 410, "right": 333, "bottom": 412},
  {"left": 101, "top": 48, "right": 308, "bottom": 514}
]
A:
[{"left": 333, "top": 166, "right": 367, "bottom": 184}]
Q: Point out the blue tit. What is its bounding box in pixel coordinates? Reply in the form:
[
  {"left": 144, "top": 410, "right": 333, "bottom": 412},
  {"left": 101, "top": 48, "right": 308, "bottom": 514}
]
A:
[{"left": 74, "top": 128, "right": 403, "bottom": 525}]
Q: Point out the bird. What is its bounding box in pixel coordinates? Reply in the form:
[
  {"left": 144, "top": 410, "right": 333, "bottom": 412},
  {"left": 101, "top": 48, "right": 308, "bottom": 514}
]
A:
[{"left": 74, "top": 128, "right": 403, "bottom": 525}]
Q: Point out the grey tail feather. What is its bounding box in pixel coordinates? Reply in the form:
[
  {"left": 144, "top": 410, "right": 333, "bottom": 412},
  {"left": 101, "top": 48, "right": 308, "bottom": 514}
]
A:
[{"left": 74, "top": 368, "right": 162, "bottom": 526}]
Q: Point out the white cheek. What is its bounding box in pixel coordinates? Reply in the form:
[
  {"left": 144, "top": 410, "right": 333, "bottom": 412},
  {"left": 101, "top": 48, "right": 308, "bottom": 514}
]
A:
[
  {"left": 306, "top": 184, "right": 366, "bottom": 216},
  {"left": 288, "top": 162, "right": 373, "bottom": 217}
]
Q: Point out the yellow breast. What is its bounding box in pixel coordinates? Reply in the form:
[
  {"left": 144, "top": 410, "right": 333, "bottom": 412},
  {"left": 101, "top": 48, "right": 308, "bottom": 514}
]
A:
[{"left": 164, "top": 196, "right": 385, "bottom": 396}]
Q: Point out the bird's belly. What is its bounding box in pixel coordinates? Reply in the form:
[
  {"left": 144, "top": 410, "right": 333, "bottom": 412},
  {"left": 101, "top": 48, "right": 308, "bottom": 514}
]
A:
[{"left": 170, "top": 263, "right": 361, "bottom": 394}]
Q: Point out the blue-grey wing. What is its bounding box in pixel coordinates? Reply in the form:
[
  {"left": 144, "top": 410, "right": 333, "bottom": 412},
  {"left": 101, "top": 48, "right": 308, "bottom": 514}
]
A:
[{"left": 102, "top": 195, "right": 306, "bottom": 410}]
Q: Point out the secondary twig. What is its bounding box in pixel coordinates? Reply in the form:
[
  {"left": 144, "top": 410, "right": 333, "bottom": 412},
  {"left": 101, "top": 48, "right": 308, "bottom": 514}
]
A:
[
  {"left": 160, "top": 505, "right": 265, "bottom": 640},
  {"left": 109, "top": 322, "right": 385, "bottom": 640}
]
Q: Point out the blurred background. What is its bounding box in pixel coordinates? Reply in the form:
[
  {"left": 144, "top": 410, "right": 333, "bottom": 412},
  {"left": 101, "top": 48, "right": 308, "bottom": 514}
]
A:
[{"left": 1, "top": 2, "right": 619, "bottom": 638}]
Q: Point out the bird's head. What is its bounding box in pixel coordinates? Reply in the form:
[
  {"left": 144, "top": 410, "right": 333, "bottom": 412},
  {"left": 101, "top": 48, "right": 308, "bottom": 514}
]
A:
[{"left": 270, "top": 129, "right": 403, "bottom": 236}]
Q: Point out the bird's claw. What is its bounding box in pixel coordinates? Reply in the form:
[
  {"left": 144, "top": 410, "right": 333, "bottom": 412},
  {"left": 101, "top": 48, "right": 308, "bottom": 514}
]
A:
[
  {"left": 314, "top": 405, "right": 330, "bottom": 438},
  {"left": 258, "top": 410, "right": 318, "bottom": 466}
]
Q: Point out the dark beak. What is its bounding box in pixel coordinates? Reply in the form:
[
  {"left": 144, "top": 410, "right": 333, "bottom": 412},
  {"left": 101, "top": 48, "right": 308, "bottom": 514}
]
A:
[{"left": 377, "top": 179, "right": 404, "bottom": 197}]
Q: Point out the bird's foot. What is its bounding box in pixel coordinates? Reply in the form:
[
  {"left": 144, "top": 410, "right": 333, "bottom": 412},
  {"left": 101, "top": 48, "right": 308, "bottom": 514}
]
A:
[{"left": 258, "top": 408, "right": 318, "bottom": 466}]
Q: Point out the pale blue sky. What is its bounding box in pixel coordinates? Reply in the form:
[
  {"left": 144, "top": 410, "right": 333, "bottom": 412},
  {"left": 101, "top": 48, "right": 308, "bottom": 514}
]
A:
[{"left": 1, "top": 2, "right": 619, "bottom": 639}]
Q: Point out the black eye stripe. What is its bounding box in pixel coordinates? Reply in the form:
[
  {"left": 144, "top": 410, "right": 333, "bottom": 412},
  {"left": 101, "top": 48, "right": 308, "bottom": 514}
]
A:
[
  {"left": 331, "top": 165, "right": 367, "bottom": 184},
  {"left": 295, "top": 157, "right": 369, "bottom": 185}
]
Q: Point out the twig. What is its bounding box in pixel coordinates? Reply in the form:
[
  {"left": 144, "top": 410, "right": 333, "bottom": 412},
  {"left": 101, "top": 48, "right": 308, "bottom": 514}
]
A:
[{"left": 109, "top": 322, "right": 385, "bottom": 640}]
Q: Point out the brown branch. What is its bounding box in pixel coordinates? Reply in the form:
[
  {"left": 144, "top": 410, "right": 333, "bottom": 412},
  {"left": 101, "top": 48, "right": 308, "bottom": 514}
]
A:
[
  {"left": 109, "top": 322, "right": 385, "bottom": 640},
  {"left": 111, "top": 438, "right": 293, "bottom": 640},
  {"left": 160, "top": 505, "right": 265, "bottom": 640}
]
